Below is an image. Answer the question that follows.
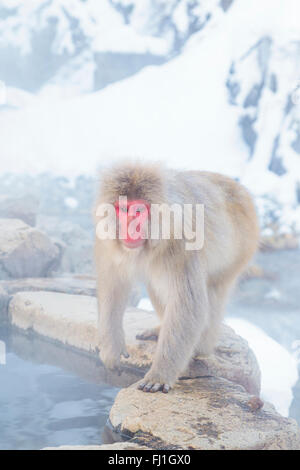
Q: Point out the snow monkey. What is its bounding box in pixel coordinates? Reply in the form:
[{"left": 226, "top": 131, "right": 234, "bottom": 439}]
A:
[{"left": 94, "top": 162, "right": 259, "bottom": 393}]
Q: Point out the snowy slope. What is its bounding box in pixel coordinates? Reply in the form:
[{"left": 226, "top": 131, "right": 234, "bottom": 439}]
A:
[
  {"left": 226, "top": 318, "right": 299, "bottom": 418},
  {"left": 0, "top": 0, "right": 225, "bottom": 94},
  {"left": 0, "top": 21, "right": 243, "bottom": 174},
  {"left": 0, "top": 0, "right": 226, "bottom": 56},
  {"left": 0, "top": 0, "right": 299, "bottom": 227},
  {"left": 0, "top": 0, "right": 168, "bottom": 56}
]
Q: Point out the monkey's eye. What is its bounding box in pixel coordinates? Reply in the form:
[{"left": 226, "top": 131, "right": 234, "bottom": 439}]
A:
[{"left": 135, "top": 206, "right": 147, "bottom": 214}]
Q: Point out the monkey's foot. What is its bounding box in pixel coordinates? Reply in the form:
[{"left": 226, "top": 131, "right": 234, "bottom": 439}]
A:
[
  {"left": 136, "top": 326, "right": 160, "bottom": 341},
  {"left": 137, "top": 369, "right": 172, "bottom": 393},
  {"left": 137, "top": 379, "right": 170, "bottom": 393}
]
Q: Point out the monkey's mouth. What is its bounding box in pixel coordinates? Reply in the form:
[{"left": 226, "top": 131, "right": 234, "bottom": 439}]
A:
[{"left": 121, "top": 239, "right": 146, "bottom": 249}]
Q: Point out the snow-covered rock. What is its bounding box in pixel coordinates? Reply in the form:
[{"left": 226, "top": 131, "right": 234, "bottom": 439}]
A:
[
  {"left": 0, "top": 194, "right": 39, "bottom": 226},
  {"left": 37, "top": 216, "right": 94, "bottom": 274}
]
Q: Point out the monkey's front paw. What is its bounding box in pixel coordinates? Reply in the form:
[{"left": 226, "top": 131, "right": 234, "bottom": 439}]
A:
[
  {"left": 99, "top": 345, "right": 129, "bottom": 373},
  {"left": 137, "top": 371, "right": 171, "bottom": 393},
  {"left": 136, "top": 326, "right": 160, "bottom": 341}
]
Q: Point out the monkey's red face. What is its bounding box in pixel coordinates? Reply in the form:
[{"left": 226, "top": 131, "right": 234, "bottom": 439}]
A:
[{"left": 115, "top": 199, "right": 150, "bottom": 249}]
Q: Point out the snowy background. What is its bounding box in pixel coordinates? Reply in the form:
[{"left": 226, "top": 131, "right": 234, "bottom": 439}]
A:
[
  {"left": 1, "top": 0, "right": 300, "bottom": 234},
  {"left": 0, "top": 0, "right": 300, "bottom": 424}
]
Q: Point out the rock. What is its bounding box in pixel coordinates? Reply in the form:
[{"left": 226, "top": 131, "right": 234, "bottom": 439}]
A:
[
  {"left": 121, "top": 313, "right": 260, "bottom": 395},
  {"left": 241, "top": 263, "right": 268, "bottom": 280},
  {"left": 123, "top": 320, "right": 261, "bottom": 395},
  {"left": 183, "top": 324, "right": 261, "bottom": 395},
  {"left": 8, "top": 292, "right": 157, "bottom": 354},
  {"left": 109, "top": 377, "right": 300, "bottom": 450},
  {"left": 0, "top": 275, "right": 97, "bottom": 297},
  {"left": 0, "top": 194, "right": 39, "bottom": 226},
  {"left": 44, "top": 442, "right": 150, "bottom": 450},
  {"left": 0, "top": 274, "right": 141, "bottom": 307},
  {"left": 36, "top": 216, "right": 93, "bottom": 274},
  {"left": 9, "top": 291, "right": 260, "bottom": 394},
  {"left": 9, "top": 291, "right": 98, "bottom": 352},
  {"left": 0, "top": 219, "right": 61, "bottom": 279},
  {"left": 261, "top": 233, "right": 299, "bottom": 251},
  {"left": 0, "top": 286, "right": 10, "bottom": 317}
]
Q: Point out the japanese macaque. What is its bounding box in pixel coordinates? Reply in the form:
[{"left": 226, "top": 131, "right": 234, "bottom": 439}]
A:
[{"left": 94, "top": 162, "right": 259, "bottom": 393}]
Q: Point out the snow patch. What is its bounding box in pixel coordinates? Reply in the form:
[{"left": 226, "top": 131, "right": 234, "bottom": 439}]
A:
[{"left": 226, "top": 317, "right": 298, "bottom": 417}]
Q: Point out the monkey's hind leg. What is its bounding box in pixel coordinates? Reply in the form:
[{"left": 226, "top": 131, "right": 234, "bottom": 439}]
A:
[
  {"left": 136, "top": 283, "right": 165, "bottom": 341},
  {"left": 193, "top": 282, "right": 229, "bottom": 357},
  {"left": 193, "top": 324, "right": 220, "bottom": 357}
]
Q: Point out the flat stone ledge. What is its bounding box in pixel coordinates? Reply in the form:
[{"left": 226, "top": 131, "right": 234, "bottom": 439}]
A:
[
  {"left": 8, "top": 291, "right": 157, "bottom": 355},
  {"left": 0, "top": 275, "right": 97, "bottom": 297},
  {"left": 109, "top": 377, "right": 300, "bottom": 450},
  {"left": 8, "top": 291, "right": 260, "bottom": 394},
  {"left": 0, "top": 275, "right": 140, "bottom": 310},
  {"left": 0, "top": 276, "right": 97, "bottom": 318}
]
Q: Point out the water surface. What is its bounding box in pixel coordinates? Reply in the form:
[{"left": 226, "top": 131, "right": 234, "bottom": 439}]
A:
[{"left": 0, "top": 326, "right": 124, "bottom": 450}]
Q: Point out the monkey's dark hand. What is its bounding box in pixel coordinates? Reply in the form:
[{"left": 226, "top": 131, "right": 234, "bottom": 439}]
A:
[{"left": 137, "top": 371, "right": 171, "bottom": 393}]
